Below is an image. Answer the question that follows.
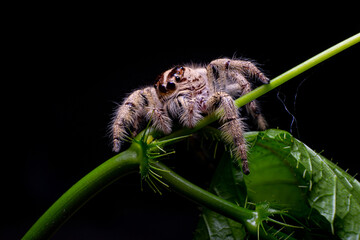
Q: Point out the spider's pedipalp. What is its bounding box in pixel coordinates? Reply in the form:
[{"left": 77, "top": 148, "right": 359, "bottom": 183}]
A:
[
  {"left": 177, "top": 96, "right": 203, "bottom": 128},
  {"left": 143, "top": 87, "right": 173, "bottom": 134},
  {"left": 145, "top": 106, "right": 172, "bottom": 135}
]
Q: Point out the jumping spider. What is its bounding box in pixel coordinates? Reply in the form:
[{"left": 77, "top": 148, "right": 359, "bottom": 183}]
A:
[{"left": 111, "top": 58, "right": 269, "bottom": 174}]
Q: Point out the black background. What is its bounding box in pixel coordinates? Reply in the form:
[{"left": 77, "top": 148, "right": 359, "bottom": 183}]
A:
[{"left": 3, "top": 12, "right": 359, "bottom": 240}]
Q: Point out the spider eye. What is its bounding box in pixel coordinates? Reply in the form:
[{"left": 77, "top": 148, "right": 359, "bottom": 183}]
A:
[
  {"left": 167, "top": 81, "right": 176, "bottom": 90},
  {"left": 159, "top": 84, "right": 167, "bottom": 93},
  {"left": 169, "top": 66, "right": 185, "bottom": 82}
]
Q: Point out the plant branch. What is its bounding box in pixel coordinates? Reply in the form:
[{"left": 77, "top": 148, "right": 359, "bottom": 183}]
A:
[
  {"left": 150, "top": 162, "right": 258, "bottom": 229},
  {"left": 23, "top": 145, "right": 141, "bottom": 240},
  {"left": 23, "top": 33, "right": 360, "bottom": 239},
  {"left": 150, "top": 161, "right": 291, "bottom": 239},
  {"left": 157, "top": 32, "right": 360, "bottom": 142},
  {"left": 234, "top": 32, "right": 360, "bottom": 108}
]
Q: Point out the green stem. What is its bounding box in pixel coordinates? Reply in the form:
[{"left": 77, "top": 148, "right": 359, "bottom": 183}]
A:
[
  {"left": 161, "top": 32, "right": 360, "bottom": 138},
  {"left": 234, "top": 32, "right": 360, "bottom": 109},
  {"left": 23, "top": 145, "right": 141, "bottom": 240},
  {"left": 150, "top": 161, "right": 260, "bottom": 234},
  {"left": 23, "top": 33, "right": 360, "bottom": 239}
]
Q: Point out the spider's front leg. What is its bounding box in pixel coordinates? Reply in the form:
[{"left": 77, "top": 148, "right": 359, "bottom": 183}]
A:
[
  {"left": 112, "top": 87, "right": 172, "bottom": 152},
  {"left": 112, "top": 89, "right": 146, "bottom": 152},
  {"left": 206, "top": 91, "right": 250, "bottom": 174}
]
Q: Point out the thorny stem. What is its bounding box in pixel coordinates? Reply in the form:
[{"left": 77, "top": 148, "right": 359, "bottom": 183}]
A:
[
  {"left": 22, "top": 146, "right": 141, "bottom": 240},
  {"left": 23, "top": 33, "right": 360, "bottom": 239},
  {"left": 149, "top": 161, "right": 263, "bottom": 235}
]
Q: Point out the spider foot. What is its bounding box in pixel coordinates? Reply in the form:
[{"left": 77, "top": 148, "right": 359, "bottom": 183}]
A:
[{"left": 242, "top": 159, "right": 250, "bottom": 175}]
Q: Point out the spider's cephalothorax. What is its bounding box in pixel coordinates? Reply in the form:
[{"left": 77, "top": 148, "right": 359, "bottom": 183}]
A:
[{"left": 112, "top": 58, "right": 269, "bottom": 174}]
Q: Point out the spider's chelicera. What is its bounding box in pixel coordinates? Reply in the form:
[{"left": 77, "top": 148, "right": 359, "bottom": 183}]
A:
[{"left": 111, "top": 58, "right": 269, "bottom": 174}]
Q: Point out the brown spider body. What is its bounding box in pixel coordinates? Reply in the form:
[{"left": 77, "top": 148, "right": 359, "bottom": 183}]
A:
[{"left": 112, "top": 58, "right": 269, "bottom": 174}]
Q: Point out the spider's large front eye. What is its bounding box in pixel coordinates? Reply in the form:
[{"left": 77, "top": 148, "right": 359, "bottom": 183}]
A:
[
  {"left": 167, "top": 81, "right": 176, "bottom": 90},
  {"left": 159, "top": 84, "right": 167, "bottom": 93}
]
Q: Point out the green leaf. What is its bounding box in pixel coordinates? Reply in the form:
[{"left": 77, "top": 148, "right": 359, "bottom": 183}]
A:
[
  {"left": 194, "top": 209, "right": 246, "bottom": 240},
  {"left": 193, "top": 152, "right": 247, "bottom": 240},
  {"left": 244, "top": 130, "right": 311, "bottom": 217},
  {"left": 245, "top": 129, "right": 360, "bottom": 239},
  {"left": 195, "top": 129, "right": 360, "bottom": 239}
]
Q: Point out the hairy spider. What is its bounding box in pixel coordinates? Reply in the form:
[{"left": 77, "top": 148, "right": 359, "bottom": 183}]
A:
[{"left": 111, "top": 58, "right": 269, "bottom": 174}]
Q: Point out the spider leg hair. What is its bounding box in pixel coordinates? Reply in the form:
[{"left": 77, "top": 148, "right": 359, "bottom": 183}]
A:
[
  {"left": 228, "top": 71, "right": 268, "bottom": 130},
  {"left": 227, "top": 59, "right": 269, "bottom": 130},
  {"left": 112, "top": 87, "right": 172, "bottom": 152},
  {"left": 208, "top": 58, "right": 269, "bottom": 130},
  {"left": 224, "top": 58, "right": 269, "bottom": 84},
  {"left": 206, "top": 92, "right": 250, "bottom": 175},
  {"left": 112, "top": 87, "right": 173, "bottom": 152},
  {"left": 112, "top": 89, "right": 146, "bottom": 152},
  {"left": 171, "top": 96, "right": 202, "bottom": 128}
]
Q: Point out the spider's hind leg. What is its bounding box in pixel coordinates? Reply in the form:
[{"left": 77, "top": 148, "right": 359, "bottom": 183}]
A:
[{"left": 207, "top": 58, "right": 269, "bottom": 130}]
